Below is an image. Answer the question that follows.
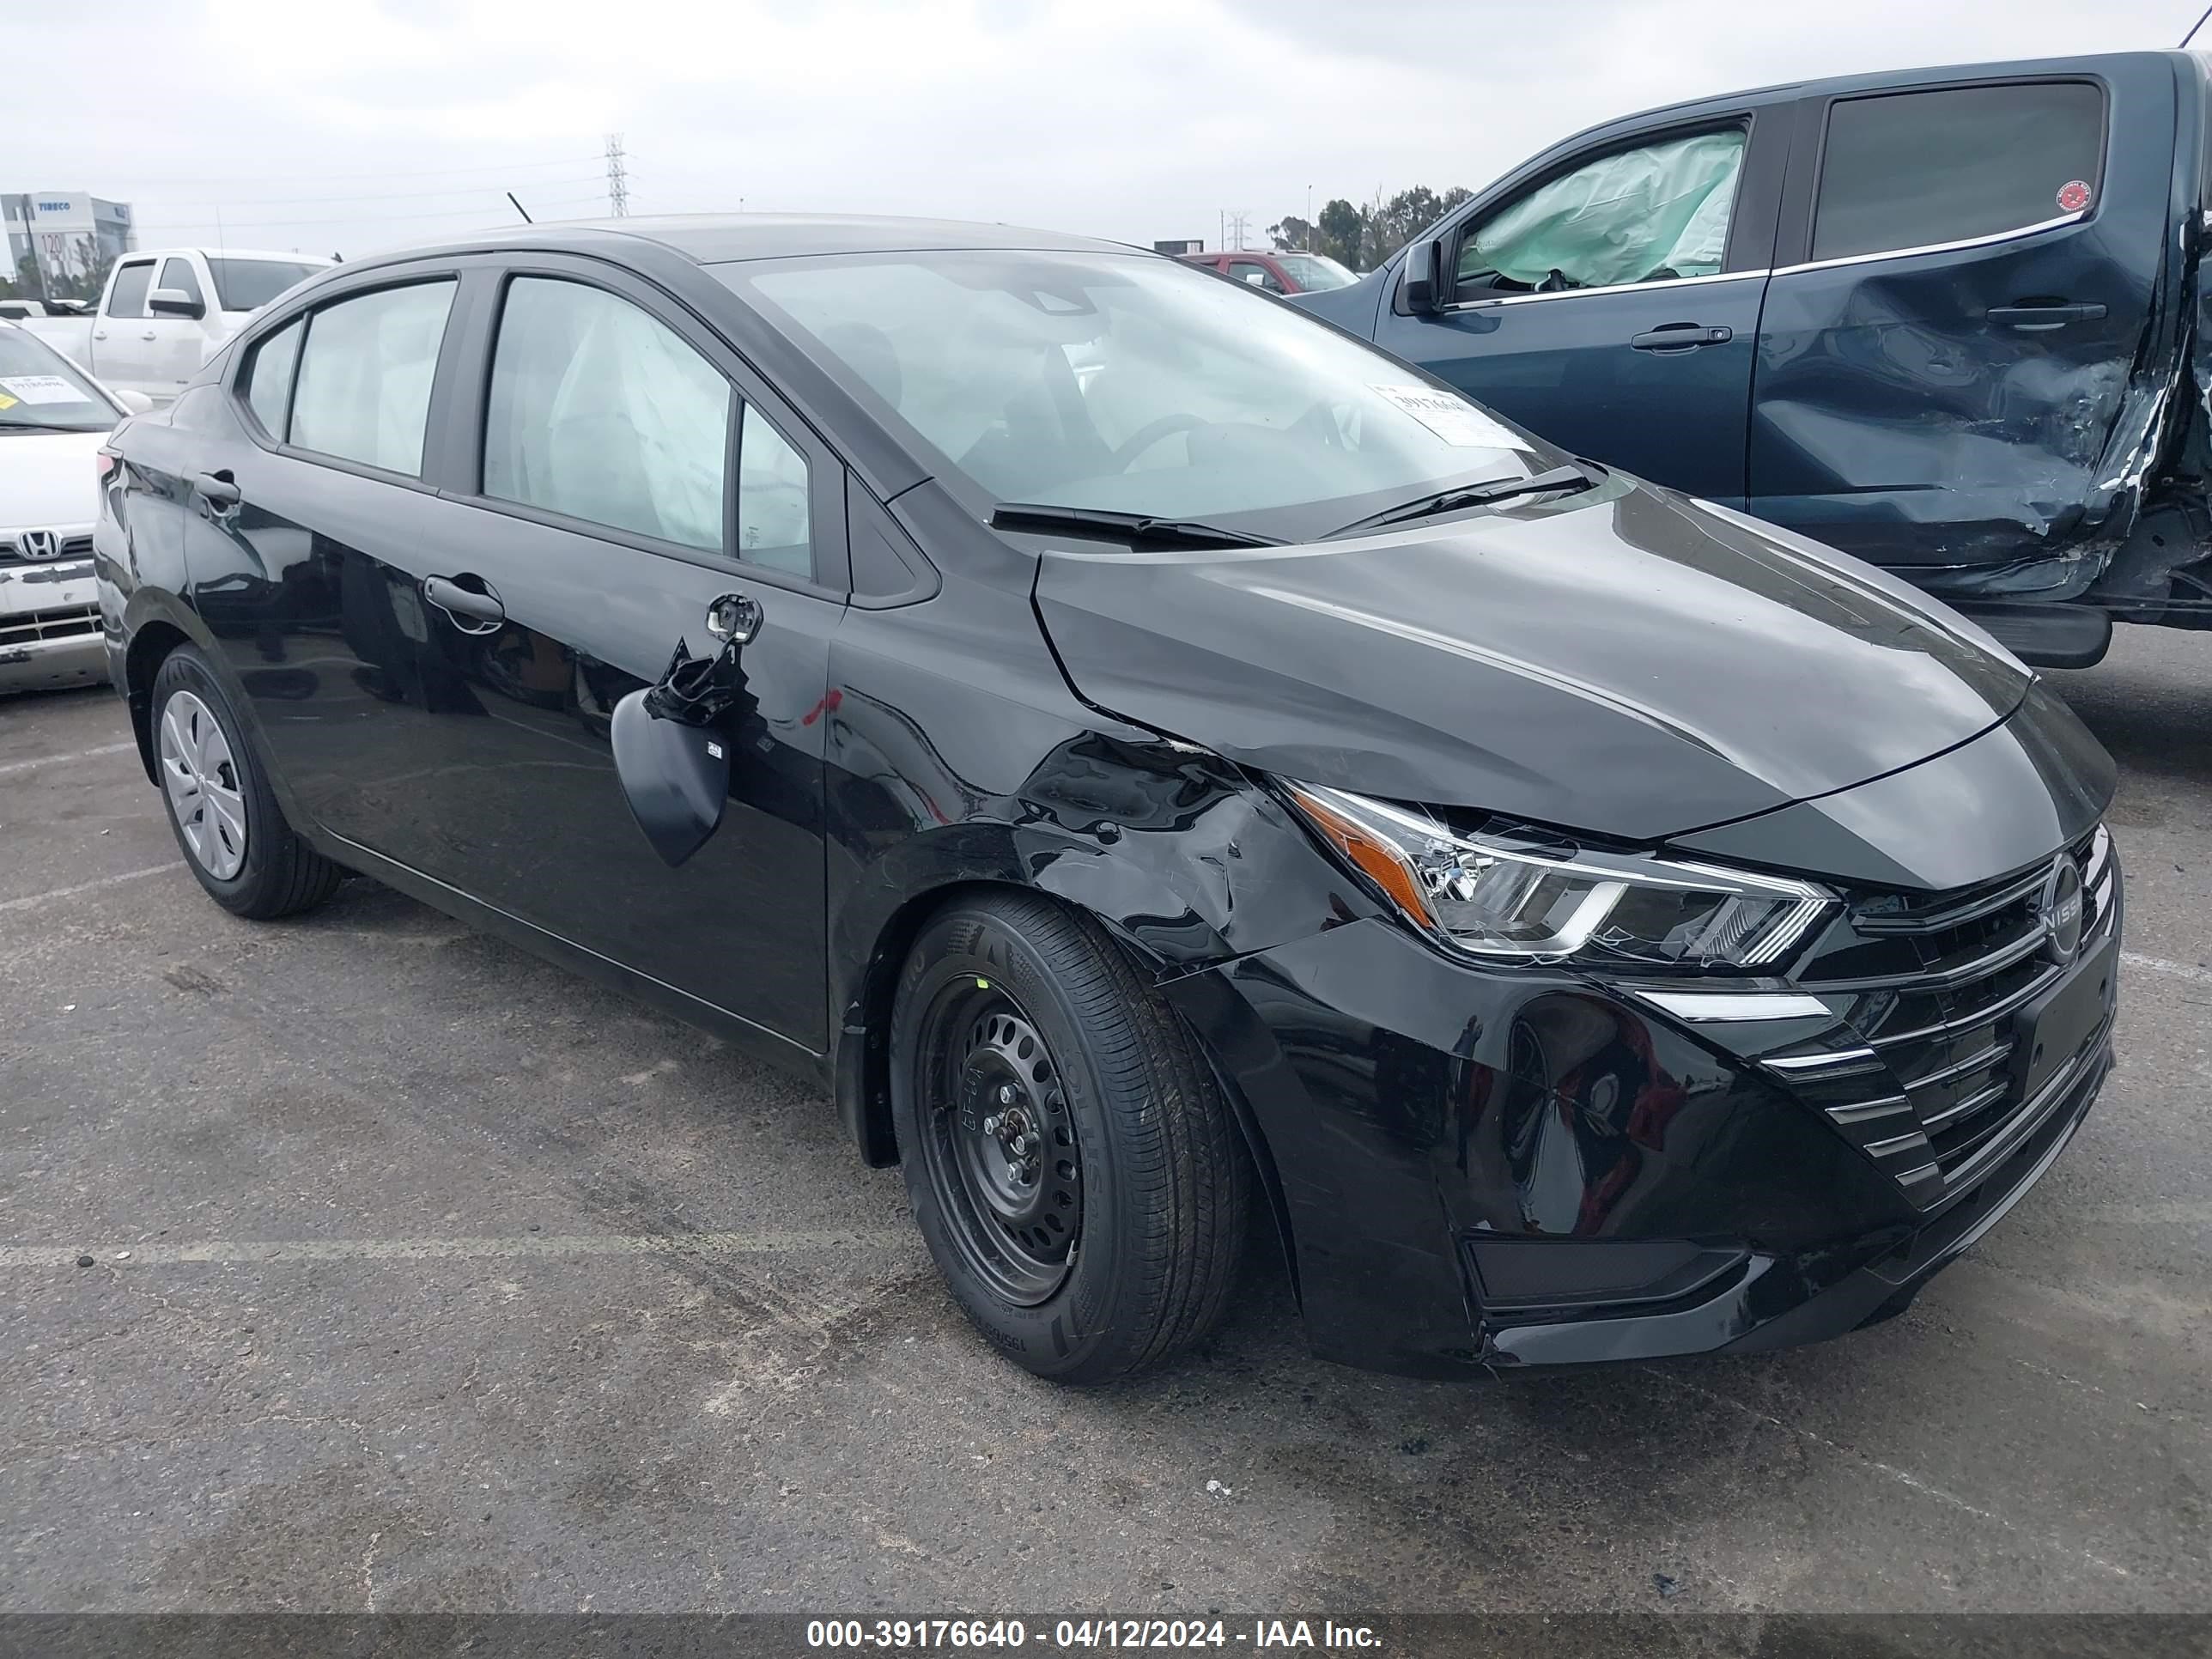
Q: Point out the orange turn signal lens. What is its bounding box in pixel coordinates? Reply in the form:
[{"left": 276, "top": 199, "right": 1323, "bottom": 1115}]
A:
[{"left": 1286, "top": 783, "right": 1434, "bottom": 926}]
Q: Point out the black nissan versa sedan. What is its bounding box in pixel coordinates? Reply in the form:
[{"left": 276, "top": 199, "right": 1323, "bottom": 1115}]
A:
[{"left": 92, "top": 215, "right": 2121, "bottom": 1383}]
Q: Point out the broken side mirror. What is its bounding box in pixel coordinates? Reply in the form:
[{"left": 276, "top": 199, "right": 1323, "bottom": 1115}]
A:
[
  {"left": 609, "top": 595, "right": 763, "bottom": 867},
  {"left": 1401, "top": 238, "right": 1445, "bottom": 315}
]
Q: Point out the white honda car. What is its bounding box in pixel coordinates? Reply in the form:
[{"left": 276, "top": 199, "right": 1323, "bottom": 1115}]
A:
[{"left": 0, "top": 321, "right": 149, "bottom": 694}]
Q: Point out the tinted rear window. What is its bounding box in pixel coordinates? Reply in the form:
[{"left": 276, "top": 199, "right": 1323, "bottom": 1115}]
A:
[{"left": 1812, "top": 82, "right": 2105, "bottom": 262}]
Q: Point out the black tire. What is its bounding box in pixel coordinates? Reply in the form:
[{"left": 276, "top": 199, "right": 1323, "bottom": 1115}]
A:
[
  {"left": 150, "top": 643, "right": 345, "bottom": 920},
  {"left": 890, "top": 891, "right": 1250, "bottom": 1383}
]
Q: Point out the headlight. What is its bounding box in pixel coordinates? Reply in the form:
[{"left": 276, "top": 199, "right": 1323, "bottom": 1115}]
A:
[{"left": 1285, "top": 782, "right": 1833, "bottom": 972}]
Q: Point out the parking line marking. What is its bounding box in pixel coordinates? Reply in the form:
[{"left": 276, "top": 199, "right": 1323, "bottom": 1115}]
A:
[
  {"left": 0, "top": 1227, "right": 916, "bottom": 1269},
  {"left": 0, "top": 740, "right": 136, "bottom": 779},
  {"left": 0, "top": 862, "right": 180, "bottom": 915},
  {"left": 2123, "top": 951, "right": 2212, "bottom": 987}
]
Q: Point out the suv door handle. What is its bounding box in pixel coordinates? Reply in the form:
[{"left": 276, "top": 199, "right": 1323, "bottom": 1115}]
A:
[
  {"left": 1631, "top": 323, "right": 1732, "bottom": 351},
  {"left": 422, "top": 574, "right": 505, "bottom": 631},
  {"left": 1987, "top": 302, "right": 2107, "bottom": 331},
  {"left": 141, "top": 331, "right": 158, "bottom": 341},
  {"left": 192, "top": 471, "right": 240, "bottom": 507}
]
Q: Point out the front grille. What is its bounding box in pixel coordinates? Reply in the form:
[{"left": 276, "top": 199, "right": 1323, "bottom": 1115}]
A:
[
  {"left": 0, "top": 602, "right": 100, "bottom": 648},
  {"left": 1772, "top": 827, "right": 2117, "bottom": 1207},
  {"left": 0, "top": 533, "right": 94, "bottom": 568}
]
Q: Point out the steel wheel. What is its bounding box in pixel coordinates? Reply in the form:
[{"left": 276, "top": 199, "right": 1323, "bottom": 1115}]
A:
[
  {"left": 158, "top": 688, "right": 249, "bottom": 881},
  {"left": 915, "top": 981, "right": 1083, "bottom": 1307}
]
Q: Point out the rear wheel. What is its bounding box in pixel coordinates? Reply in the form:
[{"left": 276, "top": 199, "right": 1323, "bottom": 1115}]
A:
[
  {"left": 890, "top": 892, "right": 1249, "bottom": 1382},
  {"left": 151, "top": 644, "right": 343, "bottom": 920}
]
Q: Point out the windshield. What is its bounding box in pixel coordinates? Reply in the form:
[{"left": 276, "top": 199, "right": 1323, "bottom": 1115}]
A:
[
  {"left": 208, "top": 258, "right": 324, "bottom": 312},
  {"left": 1275, "top": 252, "right": 1356, "bottom": 290},
  {"left": 722, "top": 249, "right": 1539, "bottom": 538},
  {"left": 0, "top": 327, "right": 114, "bottom": 433}
]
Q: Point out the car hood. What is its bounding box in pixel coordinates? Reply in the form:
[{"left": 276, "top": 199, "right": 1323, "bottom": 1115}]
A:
[
  {"left": 1031, "top": 482, "right": 2033, "bottom": 843},
  {"left": 0, "top": 429, "right": 107, "bottom": 530}
]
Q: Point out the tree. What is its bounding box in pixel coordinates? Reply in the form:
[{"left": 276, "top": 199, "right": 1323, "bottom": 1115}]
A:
[
  {"left": 1316, "top": 198, "right": 1366, "bottom": 270},
  {"left": 1304, "top": 188, "right": 1472, "bottom": 273},
  {"left": 1267, "top": 215, "right": 1316, "bottom": 253}
]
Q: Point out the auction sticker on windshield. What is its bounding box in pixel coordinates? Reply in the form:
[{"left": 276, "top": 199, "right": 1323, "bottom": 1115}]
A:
[
  {"left": 0, "top": 375, "right": 81, "bottom": 405},
  {"left": 1370, "top": 383, "right": 1526, "bottom": 449}
]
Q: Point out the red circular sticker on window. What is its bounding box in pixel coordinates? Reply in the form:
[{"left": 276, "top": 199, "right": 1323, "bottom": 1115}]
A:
[{"left": 2057, "top": 179, "right": 2092, "bottom": 212}]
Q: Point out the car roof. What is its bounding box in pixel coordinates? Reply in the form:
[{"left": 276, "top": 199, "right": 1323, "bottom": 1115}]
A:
[{"left": 341, "top": 213, "right": 1135, "bottom": 276}]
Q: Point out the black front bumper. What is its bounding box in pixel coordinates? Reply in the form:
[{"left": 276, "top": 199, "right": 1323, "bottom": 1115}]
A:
[{"left": 1163, "top": 841, "right": 2118, "bottom": 1381}]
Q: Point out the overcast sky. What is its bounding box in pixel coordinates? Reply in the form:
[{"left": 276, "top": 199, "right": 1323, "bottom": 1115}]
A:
[{"left": 9, "top": 0, "right": 2206, "bottom": 259}]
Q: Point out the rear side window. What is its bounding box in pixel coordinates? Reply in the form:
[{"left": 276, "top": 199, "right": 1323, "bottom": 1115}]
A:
[
  {"left": 289, "top": 281, "right": 455, "bottom": 477},
  {"left": 1811, "top": 82, "right": 2105, "bottom": 262},
  {"left": 107, "top": 261, "right": 155, "bottom": 319},
  {"left": 243, "top": 319, "right": 303, "bottom": 437},
  {"left": 483, "top": 276, "right": 732, "bottom": 554}
]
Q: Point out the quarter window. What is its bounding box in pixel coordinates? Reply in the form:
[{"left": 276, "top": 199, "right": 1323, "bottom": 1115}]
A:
[
  {"left": 243, "top": 318, "right": 303, "bottom": 438},
  {"left": 106, "top": 261, "right": 155, "bottom": 319},
  {"left": 1811, "top": 82, "right": 2105, "bottom": 262},
  {"left": 484, "top": 276, "right": 731, "bottom": 554},
  {"left": 735, "top": 404, "right": 812, "bottom": 576},
  {"left": 289, "top": 281, "right": 455, "bottom": 477},
  {"left": 1456, "top": 128, "right": 1746, "bottom": 296}
]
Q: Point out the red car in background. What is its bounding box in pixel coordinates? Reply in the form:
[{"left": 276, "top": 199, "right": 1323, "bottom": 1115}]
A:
[{"left": 1178, "top": 248, "right": 1357, "bottom": 295}]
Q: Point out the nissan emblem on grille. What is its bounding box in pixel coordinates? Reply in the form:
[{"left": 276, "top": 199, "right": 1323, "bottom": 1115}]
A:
[
  {"left": 19, "top": 530, "right": 62, "bottom": 561},
  {"left": 2040, "top": 858, "right": 2085, "bottom": 964}
]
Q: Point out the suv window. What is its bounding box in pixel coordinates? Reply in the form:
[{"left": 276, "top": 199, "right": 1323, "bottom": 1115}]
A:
[
  {"left": 107, "top": 261, "right": 155, "bottom": 319},
  {"left": 157, "top": 258, "right": 205, "bottom": 310},
  {"left": 1811, "top": 82, "right": 2105, "bottom": 263},
  {"left": 289, "top": 281, "right": 455, "bottom": 477},
  {"left": 243, "top": 318, "right": 304, "bottom": 438},
  {"left": 484, "top": 276, "right": 732, "bottom": 554},
  {"left": 1227, "top": 260, "right": 1285, "bottom": 294},
  {"left": 1456, "top": 128, "right": 1745, "bottom": 297}
]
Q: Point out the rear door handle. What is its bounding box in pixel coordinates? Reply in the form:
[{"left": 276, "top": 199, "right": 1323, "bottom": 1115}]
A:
[
  {"left": 192, "top": 470, "right": 240, "bottom": 507},
  {"left": 141, "top": 331, "right": 158, "bottom": 341},
  {"left": 422, "top": 574, "right": 505, "bottom": 631},
  {"left": 1631, "top": 323, "right": 1733, "bottom": 351},
  {"left": 1987, "top": 303, "right": 2107, "bottom": 331}
]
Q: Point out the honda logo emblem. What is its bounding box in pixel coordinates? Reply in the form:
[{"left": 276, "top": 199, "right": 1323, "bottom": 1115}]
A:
[{"left": 18, "top": 529, "right": 62, "bottom": 561}]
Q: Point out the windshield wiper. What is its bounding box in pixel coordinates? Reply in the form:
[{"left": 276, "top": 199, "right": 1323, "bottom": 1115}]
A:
[
  {"left": 991, "top": 502, "right": 1284, "bottom": 550},
  {"left": 0, "top": 421, "right": 103, "bottom": 436},
  {"left": 1327, "top": 462, "right": 1601, "bottom": 538}
]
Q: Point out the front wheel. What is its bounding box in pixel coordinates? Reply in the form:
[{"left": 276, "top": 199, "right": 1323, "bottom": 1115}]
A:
[{"left": 890, "top": 892, "right": 1250, "bottom": 1383}]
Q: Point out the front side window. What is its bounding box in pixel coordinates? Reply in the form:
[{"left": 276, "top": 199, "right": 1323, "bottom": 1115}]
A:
[
  {"left": 243, "top": 318, "right": 303, "bottom": 438},
  {"left": 484, "top": 277, "right": 732, "bottom": 554},
  {"left": 735, "top": 404, "right": 811, "bottom": 575},
  {"left": 729, "top": 248, "right": 1544, "bottom": 538},
  {"left": 1227, "top": 260, "right": 1285, "bottom": 293},
  {"left": 1455, "top": 129, "right": 1746, "bottom": 295},
  {"left": 1811, "top": 82, "right": 2105, "bottom": 262},
  {"left": 157, "top": 258, "right": 205, "bottom": 310},
  {"left": 289, "top": 281, "right": 455, "bottom": 476},
  {"left": 106, "top": 261, "right": 155, "bottom": 319},
  {"left": 207, "top": 258, "right": 325, "bottom": 313}
]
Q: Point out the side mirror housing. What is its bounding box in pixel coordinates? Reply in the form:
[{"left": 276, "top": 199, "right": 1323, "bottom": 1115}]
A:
[
  {"left": 114, "top": 389, "right": 155, "bottom": 415},
  {"left": 1401, "top": 238, "right": 1445, "bottom": 315},
  {"left": 147, "top": 288, "right": 205, "bottom": 320}
]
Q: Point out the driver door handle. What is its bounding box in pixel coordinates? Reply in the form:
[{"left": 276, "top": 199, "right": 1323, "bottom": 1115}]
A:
[
  {"left": 1987, "top": 302, "right": 2106, "bottom": 331},
  {"left": 422, "top": 574, "right": 505, "bottom": 628},
  {"left": 1632, "top": 323, "right": 1733, "bottom": 351}
]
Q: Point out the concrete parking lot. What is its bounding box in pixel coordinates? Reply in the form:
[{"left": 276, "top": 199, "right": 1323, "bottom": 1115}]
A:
[{"left": 3, "top": 629, "right": 2209, "bottom": 1616}]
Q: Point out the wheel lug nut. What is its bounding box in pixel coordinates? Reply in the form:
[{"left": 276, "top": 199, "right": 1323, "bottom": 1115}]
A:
[{"left": 999, "top": 1085, "right": 1015, "bottom": 1104}]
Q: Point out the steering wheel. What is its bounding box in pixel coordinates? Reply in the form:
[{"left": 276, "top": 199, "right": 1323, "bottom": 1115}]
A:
[{"left": 1109, "top": 413, "right": 1212, "bottom": 471}]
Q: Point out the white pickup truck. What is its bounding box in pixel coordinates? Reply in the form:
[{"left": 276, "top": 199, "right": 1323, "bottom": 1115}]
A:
[{"left": 20, "top": 247, "right": 331, "bottom": 404}]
